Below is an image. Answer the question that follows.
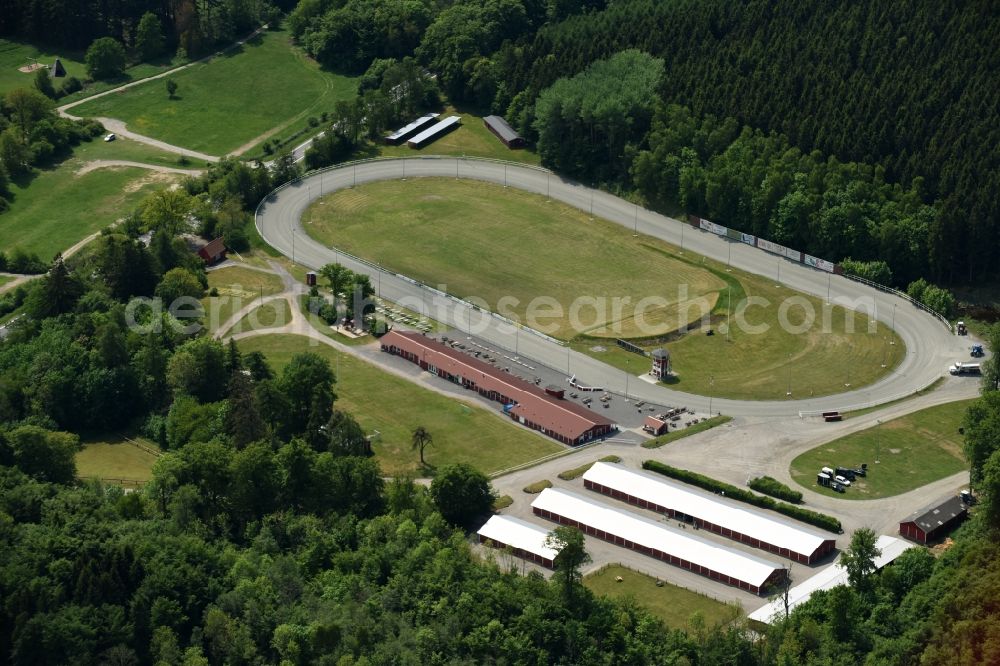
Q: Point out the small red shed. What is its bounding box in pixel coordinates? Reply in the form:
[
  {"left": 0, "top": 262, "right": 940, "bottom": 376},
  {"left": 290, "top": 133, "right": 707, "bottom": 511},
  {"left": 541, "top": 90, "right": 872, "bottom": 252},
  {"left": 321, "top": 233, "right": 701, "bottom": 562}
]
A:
[{"left": 197, "top": 238, "right": 227, "bottom": 265}]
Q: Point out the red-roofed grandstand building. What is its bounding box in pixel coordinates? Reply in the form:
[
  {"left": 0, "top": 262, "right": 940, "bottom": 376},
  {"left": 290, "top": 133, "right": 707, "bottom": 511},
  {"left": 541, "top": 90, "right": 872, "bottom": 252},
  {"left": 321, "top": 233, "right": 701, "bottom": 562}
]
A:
[{"left": 380, "top": 330, "right": 615, "bottom": 445}]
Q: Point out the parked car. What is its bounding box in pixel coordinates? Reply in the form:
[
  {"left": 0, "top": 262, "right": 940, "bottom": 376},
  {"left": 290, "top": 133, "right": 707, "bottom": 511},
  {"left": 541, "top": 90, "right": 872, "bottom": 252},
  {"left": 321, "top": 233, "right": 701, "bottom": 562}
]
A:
[
  {"left": 104, "top": 133, "right": 116, "bottom": 142},
  {"left": 831, "top": 482, "right": 846, "bottom": 493},
  {"left": 835, "top": 475, "right": 852, "bottom": 487}
]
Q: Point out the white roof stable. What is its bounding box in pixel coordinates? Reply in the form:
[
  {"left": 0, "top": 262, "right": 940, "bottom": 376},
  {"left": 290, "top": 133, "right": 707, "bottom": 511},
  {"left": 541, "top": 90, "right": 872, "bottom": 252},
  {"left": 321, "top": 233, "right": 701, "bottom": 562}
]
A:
[
  {"left": 478, "top": 515, "right": 560, "bottom": 561},
  {"left": 748, "top": 535, "right": 914, "bottom": 624},
  {"left": 408, "top": 115, "right": 461, "bottom": 146},
  {"left": 385, "top": 113, "right": 439, "bottom": 142},
  {"left": 531, "top": 488, "right": 783, "bottom": 589},
  {"left": 583, "top": 463, "right": 832, "bottom": 558}
]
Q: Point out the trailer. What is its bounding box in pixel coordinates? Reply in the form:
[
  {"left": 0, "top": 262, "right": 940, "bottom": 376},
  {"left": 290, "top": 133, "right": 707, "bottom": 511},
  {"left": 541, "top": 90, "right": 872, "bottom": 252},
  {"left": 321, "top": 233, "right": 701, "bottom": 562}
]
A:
[{"left": 949, "top": 362, "right": 981, "bottom": 376}]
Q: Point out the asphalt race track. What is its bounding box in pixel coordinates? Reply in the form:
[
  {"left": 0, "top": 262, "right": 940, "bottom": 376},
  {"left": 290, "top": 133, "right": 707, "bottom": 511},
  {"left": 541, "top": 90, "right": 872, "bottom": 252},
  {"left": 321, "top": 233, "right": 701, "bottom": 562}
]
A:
[{"left": 256, "top": 156, "right": 968, "bottom": 417}]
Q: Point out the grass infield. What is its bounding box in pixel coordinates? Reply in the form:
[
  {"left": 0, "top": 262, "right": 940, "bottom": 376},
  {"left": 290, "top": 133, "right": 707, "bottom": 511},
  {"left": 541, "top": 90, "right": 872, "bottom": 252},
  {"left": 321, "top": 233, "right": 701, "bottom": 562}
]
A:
[
  {"left": 238, "top": 334, "right": 561, "bottom": 476},
  {"left": 304, "top": 177, "right": 904, "bottom": 399},
  {"left": 790, "top": 399, "right": 972, "bottom": 499},
  {"left": 584, "top": 564, "right": 739, "bottom": 630},
  {"left": 71, "top": 30, "right": 357, "bottom": 156}
]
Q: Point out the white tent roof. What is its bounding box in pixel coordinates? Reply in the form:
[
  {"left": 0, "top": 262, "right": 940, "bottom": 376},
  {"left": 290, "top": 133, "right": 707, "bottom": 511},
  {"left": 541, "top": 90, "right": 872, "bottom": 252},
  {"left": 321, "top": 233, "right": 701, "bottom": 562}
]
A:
[
  {"left": 531, "top": 488, "right": 783, "bottom": 589},
  {"left": 748, "top": 535, "right": 914, "bottom": 624},
  {"left": 477, "top": 515, "right": 560, "bottom": 561},
  {"left": 408, "top": 115, "right": 461, "bottom": 146},
  {"left": 583, "top": 463, "right": 833, "bottom": 558}
]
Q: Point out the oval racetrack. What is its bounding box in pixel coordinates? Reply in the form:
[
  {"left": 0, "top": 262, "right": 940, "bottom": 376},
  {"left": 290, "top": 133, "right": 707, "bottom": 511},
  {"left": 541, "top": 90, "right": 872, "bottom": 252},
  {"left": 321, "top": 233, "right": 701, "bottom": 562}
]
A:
[{"left": 256, "top": 156, "right": 968, "bottom": 417}]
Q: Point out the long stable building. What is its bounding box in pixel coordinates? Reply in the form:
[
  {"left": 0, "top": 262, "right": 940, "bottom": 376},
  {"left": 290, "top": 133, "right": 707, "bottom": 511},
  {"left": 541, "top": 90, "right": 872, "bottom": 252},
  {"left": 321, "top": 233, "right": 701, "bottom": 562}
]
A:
[
  {"left": 385, "top": 113, "right": 440, "bottom": 145},
  {"left": 477, "top": 515, "right": 560, "bottom": 568},
  {"left": 898, "top": 495, "right": 968, "bottom": 544},
  {"left": 380, "top": 331, "right": 615, "bottom": 444},
  {"left": 583, "top": 463, "right": 836, "bottom": 564},
  {"left": 532, "top": 488, "right": 787, "bottom": 594},
  {"left": 483, "top": 115, "right": 525, "bottom": 148},
  {"left": 748, "top": 535, "right": 913, "bottom": 624},
  {"left": 407, "top": 115, "right": 461, "bottom": 148}
]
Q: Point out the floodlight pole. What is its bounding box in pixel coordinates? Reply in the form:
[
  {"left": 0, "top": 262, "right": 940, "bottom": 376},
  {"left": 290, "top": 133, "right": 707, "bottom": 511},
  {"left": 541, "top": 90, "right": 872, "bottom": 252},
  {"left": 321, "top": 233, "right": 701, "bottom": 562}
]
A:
[
  {"left": 786, "top": 354, "right": 792, "bottom": 396},
  {"left": 881, "top": 337, "right": 888, "bottom": 368},
  {"left": 726, "top": 287, "right": 732, "bottom": 343},
  {"left": 625, "top": 359, "right": 630, "bottom": 401},
  {"left": 589, "top": 191, "right": 594, "bottom": 220},
  {"left": 827, "top": 273, "right": 832, "bottom": 304},
  {"left": 875, "top": 419, "right": 881, "bottom": 463},
  {"left": 890, "top": 304, "right": 897, "bottom": 342},
  {"left": 776, "top": 258, "right": 781, "bottom": 287},
  {"left": 546, "top": 173, "right": 551, "bottom": 201},
  {"left": 352, "top": 164, "right": 357, "bottom": 188},
  {"left": 708, "top": 376, "right": 714, "bottom": 416},
  {"left": 680, "top": 222, "right": 685, "bottom": 253},
  {"left": 504, "top": 164, "right": 508, "bottom": 188},
  {"left": 633, "top": 204, "right": 639, "bottom": 237},
  {"left": 727, "top": 241, "right": 732, "bottom": 271}
]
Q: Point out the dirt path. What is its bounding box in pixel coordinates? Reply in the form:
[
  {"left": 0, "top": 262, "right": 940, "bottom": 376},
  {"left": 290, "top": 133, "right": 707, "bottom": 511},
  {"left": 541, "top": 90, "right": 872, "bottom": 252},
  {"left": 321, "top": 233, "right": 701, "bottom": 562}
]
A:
[
  {"left": 89, "top": 119, "right": 220, "bottom": 163},
  {"left": 0, "top": 274, "right": 33, "bottom": 295},
  {"left": 75, "top": 160, "right": 206, "bottom": 176},
  {"left": 57, "top": 26, "right": 268, "bottom": 163}
]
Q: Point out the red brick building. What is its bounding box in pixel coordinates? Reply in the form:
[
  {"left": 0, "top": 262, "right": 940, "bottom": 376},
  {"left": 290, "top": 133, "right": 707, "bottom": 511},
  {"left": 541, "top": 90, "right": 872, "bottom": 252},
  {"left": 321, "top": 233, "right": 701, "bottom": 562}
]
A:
[{"left": 380, "top": 330, "right": 615, "bottom": 445}]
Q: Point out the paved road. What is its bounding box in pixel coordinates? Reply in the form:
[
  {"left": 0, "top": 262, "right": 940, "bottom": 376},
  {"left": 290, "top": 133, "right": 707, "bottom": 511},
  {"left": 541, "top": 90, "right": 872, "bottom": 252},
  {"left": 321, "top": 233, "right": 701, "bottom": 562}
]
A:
[{"left": 255, "top": 157, "right": 968, "bottom": 417}]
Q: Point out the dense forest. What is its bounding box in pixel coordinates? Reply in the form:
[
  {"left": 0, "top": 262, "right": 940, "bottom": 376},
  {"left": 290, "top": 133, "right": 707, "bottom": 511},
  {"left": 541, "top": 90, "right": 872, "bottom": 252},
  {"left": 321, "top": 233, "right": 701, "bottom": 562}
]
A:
[
  {"left": 2, "top": 0, "right": 1000, "bottom": 661},
  {"left": 490, "top": 0, "right": 1000, "bottom": 284}
]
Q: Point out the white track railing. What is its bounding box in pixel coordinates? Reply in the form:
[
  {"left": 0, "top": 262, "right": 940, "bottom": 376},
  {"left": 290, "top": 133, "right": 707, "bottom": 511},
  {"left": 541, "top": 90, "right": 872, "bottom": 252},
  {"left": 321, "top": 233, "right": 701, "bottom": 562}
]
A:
[{"left": 842, "top": 273, "right": 952, "bottom": 331}]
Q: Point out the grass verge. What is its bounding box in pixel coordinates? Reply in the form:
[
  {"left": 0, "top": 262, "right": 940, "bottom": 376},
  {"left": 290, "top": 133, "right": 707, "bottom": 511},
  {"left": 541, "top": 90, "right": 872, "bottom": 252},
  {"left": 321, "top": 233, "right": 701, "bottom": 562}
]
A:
[
  {"left": 842, "top": 376, "right": 946, "bottom": 419},
  {"left": 557, "top": 455, "right": 622, "bottom": 481},
  {"left": 493, "top": 495, "right": 514, "bottom": 511},
  {"left": 523, "top": 479, "right": 553, "bottom": 494},
  {"left": 790, "top": 399, "right": 972, "bottom": 500},
  {"left": 584, "top": 564, "right": 739, "bottom": 630},
  {"left": 642, "top": 416, "right": 733, "bottom": 449},
  {"left": 238, "top": 334, "right": 562, "bottom": 476}
]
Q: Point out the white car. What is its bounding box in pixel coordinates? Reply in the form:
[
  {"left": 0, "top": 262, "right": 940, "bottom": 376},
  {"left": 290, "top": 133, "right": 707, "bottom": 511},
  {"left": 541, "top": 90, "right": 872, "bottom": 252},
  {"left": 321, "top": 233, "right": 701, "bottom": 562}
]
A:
[
  {"left": 835, "top": 475, "right": 851, "bottom": 487},
  {"left": 104, "top": 133, "right": 116, "bottom": 142}
]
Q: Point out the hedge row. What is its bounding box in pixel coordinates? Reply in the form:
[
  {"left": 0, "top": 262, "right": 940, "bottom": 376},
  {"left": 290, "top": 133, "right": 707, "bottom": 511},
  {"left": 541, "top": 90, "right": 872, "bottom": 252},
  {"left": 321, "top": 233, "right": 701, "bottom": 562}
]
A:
[
  {"left": 748, "top": 476, "right": 803, "bottom": 504},
  {"left": 642, "top": 461, "right": 841, "bottom": 533}
]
